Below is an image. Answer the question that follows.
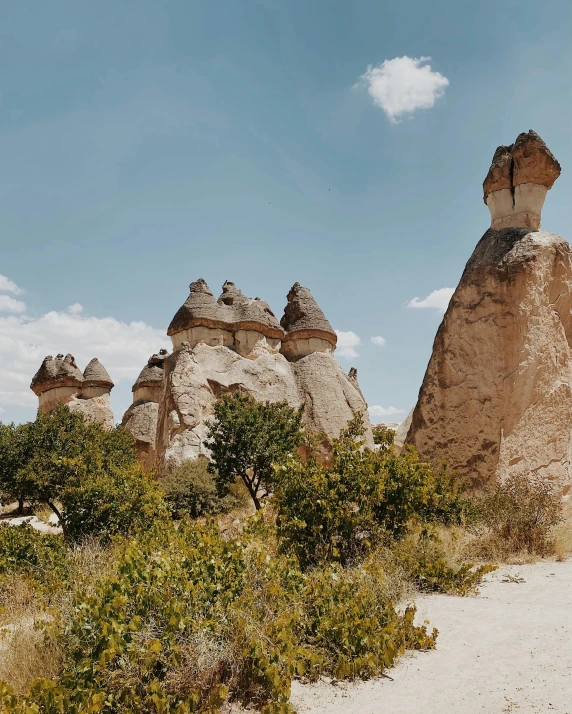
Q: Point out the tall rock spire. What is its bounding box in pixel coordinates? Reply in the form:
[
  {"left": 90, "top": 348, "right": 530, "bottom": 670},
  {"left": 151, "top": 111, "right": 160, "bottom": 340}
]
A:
[{"left": 280, "top": 282, "right": 337, "bottom": 360}]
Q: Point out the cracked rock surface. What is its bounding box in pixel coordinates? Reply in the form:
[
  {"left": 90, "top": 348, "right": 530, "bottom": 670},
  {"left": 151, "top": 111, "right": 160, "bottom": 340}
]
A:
[{"left": 406, "top": 227, "right": 572, "bottom": 491}]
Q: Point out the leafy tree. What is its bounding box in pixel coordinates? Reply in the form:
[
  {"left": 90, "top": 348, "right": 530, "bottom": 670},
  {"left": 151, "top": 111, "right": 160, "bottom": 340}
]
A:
[
  {"left": 371, "top": 423, "right": 395, "bottom": 452},
  {"left": 205, "top": 392, "right": 304, "bottom": 510},
  {"left": 0, "top": 405, "right": 162, "bottom": 540},
  {"left": 0, "top": 422, "right": 34, "bottom": 513},
  {"left": 160, "top": 457, "right": 239, "bottom": 519},
  {"left": 275, "top": 414, "right": 471, "bottom": 568}
]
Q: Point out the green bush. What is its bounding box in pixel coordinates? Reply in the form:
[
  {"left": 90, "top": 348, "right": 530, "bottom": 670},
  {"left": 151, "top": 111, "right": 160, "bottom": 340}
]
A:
[
  {"left": 475, "top": 474, "right": 563, "bottom": 555},
  {"left": 275, "top": 415, "right": 471, "bottom": 568},
  {"left": 206, "top": 392, "right": 304, "bottom": 511},
  {"left": 371, "top": 423, "right": 395, "bottom": 451},
  {"left": 0, "top": 519, "right": 436, "bottom": 714},
  {"left": 161, "top": 458, "right": 239, "bottom": 519},
  {"left": 0, "top": 524, "right": 68, "bottom": 586},
  {"left": 392, "top": 527, "right": 496, "bottom": 595},
  {"left": 0, "top": 406, "right": 163, "bottom": 541}
]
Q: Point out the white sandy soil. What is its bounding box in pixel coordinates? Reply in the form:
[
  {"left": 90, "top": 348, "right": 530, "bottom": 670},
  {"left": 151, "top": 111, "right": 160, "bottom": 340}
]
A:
[{"left": 291, "top": 560, "right": 572, "bottom": 714}]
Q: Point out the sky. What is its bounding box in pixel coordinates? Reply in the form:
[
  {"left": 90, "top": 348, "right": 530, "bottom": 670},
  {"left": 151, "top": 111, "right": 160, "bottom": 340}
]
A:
[{"left": 1, "top": 0, "right": 571, "bottom": 426}]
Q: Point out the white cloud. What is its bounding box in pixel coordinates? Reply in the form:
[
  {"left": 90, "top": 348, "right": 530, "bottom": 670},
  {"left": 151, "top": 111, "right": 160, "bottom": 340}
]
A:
[
  {"left": 408, "top": 287, "right": 454, "bottom": 312},
  {"left": 0, "top": 275, "right": 24, "bottom": 295},
  {"left": 0, "top": 295, "right": 27, "bottom": 313},
  {"left": 368, "top": 405, "right": 406, "bottom": 423},
  {"left": 371, "top": 336, "right": 386, "bottom": 346},
  {"left": 0, "top": 308, "right": 166, "bottom": 417},
  {"left": 335, "top": 330, "right": 361, "bottom": 359},
  {"left": 68, "top": 303, "right": 84, "bottom": 314},
  {"left": 357, "top": 56, "right": 449, "bottom": 122}
]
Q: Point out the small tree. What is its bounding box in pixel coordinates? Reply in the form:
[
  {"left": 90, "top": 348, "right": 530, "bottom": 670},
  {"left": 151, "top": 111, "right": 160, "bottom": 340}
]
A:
[
  {"left": 2, "top": 405, "right": 161, "bottom": 540},
  {"left": 0, "top": 421, "right": 35, "bottom": 513},
  {"left": 372, "top": 423, "right": 395, "bottom": 452},
  {"left": 205, "top": 392, "right": 304, "bottom": 510}
]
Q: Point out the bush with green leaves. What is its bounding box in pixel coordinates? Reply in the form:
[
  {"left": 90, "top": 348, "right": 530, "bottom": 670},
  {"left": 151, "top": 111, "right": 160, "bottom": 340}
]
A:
[
  {"left": 475, "top": 474, "right": 563, "bottom": 555},
  {"left": 0, "top": 523, "right": 68, "bottom": 587},
  {"left": 160, "top": 457, "right": 239, "bottom": 519},
  {"left": 206, "top": 392, "right": 304, "bottom": 510},
  {"left": 275, "top": 414, "right": 471, "bottom": 568},
  {"left": 371, "top": 423, "right": 395, "bottom": 451},
  {"left": 0, "top": 405, "right": 163, "bottom": 541},
  {"left": 0, "top": 518, "right": 436, "bottom": 714}
]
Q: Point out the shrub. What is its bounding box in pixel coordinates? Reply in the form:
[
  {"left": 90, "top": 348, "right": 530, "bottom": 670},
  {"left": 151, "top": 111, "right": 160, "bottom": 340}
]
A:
[
  {"left": 161, "top": 458, "right": 239, "bottom": 519},
  {"left": 475, "top": 474, "right": 563, "bottom": 556},
  {"left": 0, "top": 406, "right": 163, "bottom": 541},
  {"left": 206, "top": 393, "right": 304, "bottom": 510},
  {"left": 0, "top": 524, "right": 68, "bottom": 586},
  {"left": 275, "top": 415, "right": 472, "bottom": 568},
  {"left": 392, "top": 527, "right": 496, "bottom": 595},
  {"left": 371, "top": 423, "right": 395, "bottom": 451},
  {"left": 0, "top": 519, "right": 437, "bottom": 713}
]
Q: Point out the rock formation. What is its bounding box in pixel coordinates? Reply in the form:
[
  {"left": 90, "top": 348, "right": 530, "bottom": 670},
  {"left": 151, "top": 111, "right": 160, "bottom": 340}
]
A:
[
  {"left": 155, "top": 280, "right": 373, "bottom": 470},
  {"left": 122, "top": 349, "right": 169, "bottom": 470},
  {"left": 406, "top": 131, "right": 572, "bottom": 492},
  {"left": 30, "top": 354, "right": 114, "bottom": 429}
]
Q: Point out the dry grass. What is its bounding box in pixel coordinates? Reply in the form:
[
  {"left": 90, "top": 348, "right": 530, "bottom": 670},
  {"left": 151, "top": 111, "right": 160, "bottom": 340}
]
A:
[
  {"left": 552, "top": 499, "right": 572, "bottom": 562},
  {"left": 0, "top": 576, "right": 62, "bottom": 693}
]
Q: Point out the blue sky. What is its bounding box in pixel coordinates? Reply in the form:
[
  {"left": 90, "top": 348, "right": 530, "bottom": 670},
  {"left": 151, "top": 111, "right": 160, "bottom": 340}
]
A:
[{"left": 1, "top": 0, "right": 571, "bottom": 425}]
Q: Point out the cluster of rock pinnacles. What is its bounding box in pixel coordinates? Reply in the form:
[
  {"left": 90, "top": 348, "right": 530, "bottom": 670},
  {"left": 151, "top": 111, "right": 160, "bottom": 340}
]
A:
[{"left": 31, "top": 130, "right": 572, "bottom": 492}]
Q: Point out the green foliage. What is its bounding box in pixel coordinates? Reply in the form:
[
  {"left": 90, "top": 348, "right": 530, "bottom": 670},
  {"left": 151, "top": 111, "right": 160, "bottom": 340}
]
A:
[
  {"left": 0, "top": 523, "right": 68, "bottom": 586},
  {"left": 206, "top": 393, "right": 304, "bottom": 510},
  {"left": 160, "top": 458, "right": 239, "bottom": 519},
  {"left": 371, "top": 423, "right": 395, "bottom": 451},
  {"left": 275, "top": 415, "right": 471, "bottom": 568},
  {"left": 0, "top": 421, "right": 34, "bottom": 508},
  {"left": 476, "top": 475, "right": 563, "bottom": 555},
  {"left": 0, "top": 519, "right": 436, "bottom": 713},
  {"left": 393, "top": 527, "right": 496, "bottom": 595},
  {"left": 0, "top": 406, "right": 162, "bottom": 541}
]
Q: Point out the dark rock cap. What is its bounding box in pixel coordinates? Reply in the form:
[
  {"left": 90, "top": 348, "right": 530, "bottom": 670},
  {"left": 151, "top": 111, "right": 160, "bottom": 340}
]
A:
[
  {"left": 167, "top": 278, "right": 284, "bottom": 339},
  {"left": 483, "top": 130, "right": 561, "bottom": 203},
  {"left": 83, "top": 358, "right": 114, "bottom": 390},
  {"left": 30, "top": 353, "right": 83, "bottom": 396},
  {"left": 133, "top": 349, "right": 169, "bottom": 391},
  {"left": 280, "top": 283, "right": 337, "bottom": 346}
]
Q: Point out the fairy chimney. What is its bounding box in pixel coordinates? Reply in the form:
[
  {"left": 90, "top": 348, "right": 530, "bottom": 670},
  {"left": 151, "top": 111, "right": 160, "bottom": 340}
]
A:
[
  {"left": 30, "top": 354, "right": 114, "bottom": 429},
  {"left": 407, "top": 131, "right": 572, "bottom": 492},
  {"left": 167, "top": 278, "right": 284, "bottom": 358},
  {"left": 280, "top": 283, "right": 337, "bottom": 360},
  {"left": 122, "top": 349, "right": 169, "bottom": 470},
  {"left": 483, "top": 130, "right": 561, "bottom": 231}
]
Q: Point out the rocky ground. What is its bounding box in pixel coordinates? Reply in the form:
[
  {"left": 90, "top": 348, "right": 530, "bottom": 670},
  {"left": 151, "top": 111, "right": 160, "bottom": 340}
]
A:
[{"left": 290, "top": 560, "right": 572, "bottom": 714}]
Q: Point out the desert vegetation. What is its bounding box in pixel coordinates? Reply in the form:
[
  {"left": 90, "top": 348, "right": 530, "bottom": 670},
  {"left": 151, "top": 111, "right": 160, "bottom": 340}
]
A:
[{"left": 0, "top": 395, "right": 569, "bottom": 713}]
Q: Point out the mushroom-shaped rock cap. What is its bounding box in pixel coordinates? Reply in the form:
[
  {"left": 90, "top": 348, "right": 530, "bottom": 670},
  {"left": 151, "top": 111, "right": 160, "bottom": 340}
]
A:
[
  {"left": 30, "top": 353, "right": 83, "bottom": 395},
  {"left": 483, "top": 130, "right": 561, "bottom": 203},
  {"left": 83, "top": 358, "right": 114, "bottom": 389},
  {"left": 133, "top": 349, "right": 169, "bottom": 391},
  {"left": 280, "top": 283, "right": 337, "bottom": 346},
  {"left": 167, "top": 278, "right": 284, "bottom": 339}
]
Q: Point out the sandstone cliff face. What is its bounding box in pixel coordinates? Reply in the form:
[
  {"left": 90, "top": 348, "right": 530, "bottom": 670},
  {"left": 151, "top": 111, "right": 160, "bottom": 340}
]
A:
[{"left": 406, "top": 227, "right": 572, "bottom": 491}]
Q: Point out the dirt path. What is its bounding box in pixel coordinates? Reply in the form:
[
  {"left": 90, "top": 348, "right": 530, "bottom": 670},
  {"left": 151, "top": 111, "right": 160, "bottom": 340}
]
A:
[{"left": 291, "top": 560, "right": 572, "bottom": 714}]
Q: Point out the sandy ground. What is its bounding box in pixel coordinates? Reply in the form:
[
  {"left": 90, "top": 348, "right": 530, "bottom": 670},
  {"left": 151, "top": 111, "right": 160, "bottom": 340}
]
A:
[{"left": 291, "top": 560, "right": 572, "bottom": 714}]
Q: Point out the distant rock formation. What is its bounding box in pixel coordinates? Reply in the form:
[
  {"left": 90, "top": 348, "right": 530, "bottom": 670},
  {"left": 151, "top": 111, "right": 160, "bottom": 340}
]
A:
[
  {"left": 30, "top": 355, "right": 114, "bottom": 429},
  {"left": 154, "top": 280, "right": 372, "bottom": 470},
  {"left": 407, "top": 130, "right": 572, "bottom": 492},
  {"left": 122, "top": 349, "right": 169, "bottom": 470}
]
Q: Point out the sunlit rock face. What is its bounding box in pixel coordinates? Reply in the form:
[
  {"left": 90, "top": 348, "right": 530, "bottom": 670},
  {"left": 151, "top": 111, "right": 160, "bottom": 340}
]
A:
[
  {"left": 407, "top": 132, "right": 572, "bottom": 493},
  {"left": 153, "top": 279, "right": 373, "bottom": 471}
]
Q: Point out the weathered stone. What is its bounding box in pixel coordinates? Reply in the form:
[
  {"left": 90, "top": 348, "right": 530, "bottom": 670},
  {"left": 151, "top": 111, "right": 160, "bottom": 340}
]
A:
[
  {"left": 67, "top": 393, "right": 115, "bottom": 431},
  {"left": 483, "top": 130, "right": 561, "bottom": 231},
  {"left": 280, "top": 282, "right": 337, "bottom": 359},
  {"left": 406, "top": 227, "right": 572, "bottom": 492}
]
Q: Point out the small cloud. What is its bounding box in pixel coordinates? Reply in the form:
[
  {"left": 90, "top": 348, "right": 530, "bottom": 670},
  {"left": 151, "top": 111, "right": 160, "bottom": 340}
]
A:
[
  {"left": 335, "top": 330, "right": 361, "bottom": 359},
  {"left": 68, "top": 303, "right": 84, "bottom": 314},
  {"left": 0, "top": 275, "right": 24, "bottom": 295},
  {"left": 408, "top": 287, "right": 454, "bottom": 313},
  {"left": 371, "top": 336, "right": 386, "bottom": 346},
  {"left": 368, "top": 405, "right": 406, "bottom": 423},
  {"left": 0, "top": 295, "right": 26, "bottom": 314},
  {"left": 357, "top": 56, "right": 449, "bottom": 123}
]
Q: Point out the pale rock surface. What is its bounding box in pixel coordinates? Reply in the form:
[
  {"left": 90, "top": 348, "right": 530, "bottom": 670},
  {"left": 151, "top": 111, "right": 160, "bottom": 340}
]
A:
[
  {"left": 66, "top": 393, "right": 115, "bottom": 430},
  {"left": 407, "top": 228, "right": 572, "bottom": 491},
  {"left": 393, "top": 409, "right": 413, "bottom": 452}
]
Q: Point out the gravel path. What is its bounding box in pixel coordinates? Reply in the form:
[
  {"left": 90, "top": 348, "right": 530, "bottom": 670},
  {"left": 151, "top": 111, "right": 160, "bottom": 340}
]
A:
[{"left": 291, "top": 560, "right": 572, "bottom": 714}]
